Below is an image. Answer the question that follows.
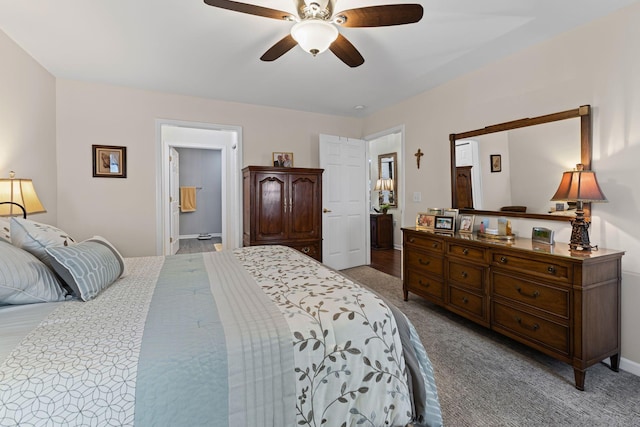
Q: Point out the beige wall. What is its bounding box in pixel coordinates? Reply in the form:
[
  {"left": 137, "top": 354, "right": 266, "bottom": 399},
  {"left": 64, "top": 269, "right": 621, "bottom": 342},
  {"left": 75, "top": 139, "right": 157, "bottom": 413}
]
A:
[
  {"left": 54, "top": 79, "right": 363, "bottom": 256},
  {"left": 0, "top": 30, "right": 57, "bottom": 225},
  {"left": 363, "top": 2, "right": 640, "bottom": 371}
]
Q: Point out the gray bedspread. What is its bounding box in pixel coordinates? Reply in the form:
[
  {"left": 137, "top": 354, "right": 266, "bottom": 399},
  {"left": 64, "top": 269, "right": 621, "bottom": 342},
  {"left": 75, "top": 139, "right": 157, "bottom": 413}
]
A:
[{"left": 0, "top": 246, "right": 442, "bottom": 426}]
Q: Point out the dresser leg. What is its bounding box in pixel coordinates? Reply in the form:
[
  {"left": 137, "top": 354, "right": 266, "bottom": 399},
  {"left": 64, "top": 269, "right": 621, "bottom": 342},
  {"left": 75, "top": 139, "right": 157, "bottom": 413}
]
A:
[
  {"left": 573, "top": 368, "right": 586, "bottom": 391},
  {"left": 610, "top": 354, "right": 620, "bottom": 372},
  {"left": 403, "top": 288, "right": 408, "bottom": 301}
]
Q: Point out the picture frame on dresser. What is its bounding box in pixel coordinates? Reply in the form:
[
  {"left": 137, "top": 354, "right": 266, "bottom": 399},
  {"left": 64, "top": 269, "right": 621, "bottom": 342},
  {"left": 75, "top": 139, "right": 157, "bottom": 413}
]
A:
[
  {"left": 273, "top": 152, "right": 293, "bottom": 167},
  {"left": 434, "top": 215, "right": 454, "bottom": 232},
  {"left": 92, "top": 145, "right": 127, "bottom": 178},
  {"left": 459, "top": 214, "right": 475, "bottom": 233},
  {"left": 416, "top": 213, "right": 435, "bottom": 231}
]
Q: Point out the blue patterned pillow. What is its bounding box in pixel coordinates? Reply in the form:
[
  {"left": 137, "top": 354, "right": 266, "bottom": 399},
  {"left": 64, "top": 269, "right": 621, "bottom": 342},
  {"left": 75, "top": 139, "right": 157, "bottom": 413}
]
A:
[
  {"left": 10, "top": 217, "right": 76, "bottom": 268},
  {"left": 45, "top": 238, "right": 125, "bottom": 301},
  {"left": 0, "top": 240, "right": 68, "bottom": 305}
]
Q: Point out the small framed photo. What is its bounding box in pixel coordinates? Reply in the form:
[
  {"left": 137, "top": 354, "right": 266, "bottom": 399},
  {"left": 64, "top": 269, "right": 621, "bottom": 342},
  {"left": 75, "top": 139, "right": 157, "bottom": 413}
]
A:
[
  {"left": 459, "top": 214, "right": 475, "bottom": 233},
  {"left": 92, "top": 145, "right": 127, "bottom": 178},
  {"left": 416, "top": 213, "right": 435, "bottom": 231},
  {"left": 434, "top": 215, "right": 454, "bottom": 232},
  {"left": 490, "top": 154, "right": 502, "bottom": 173},
  {"left": 273, "top": 152, "right": 294, "bottom": 167},
  {"left": 426, "top": 207, "right": 444, "bottom": 215}
]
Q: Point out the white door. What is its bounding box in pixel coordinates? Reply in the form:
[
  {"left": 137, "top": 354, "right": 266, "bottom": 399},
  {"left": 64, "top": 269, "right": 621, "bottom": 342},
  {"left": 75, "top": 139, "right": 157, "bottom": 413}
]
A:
[
  {"left": 320, "top": 134, "right": 368, "bottom": 270},
  {"left": 169, "top": 147, "right": 180, "bottom": 255}
]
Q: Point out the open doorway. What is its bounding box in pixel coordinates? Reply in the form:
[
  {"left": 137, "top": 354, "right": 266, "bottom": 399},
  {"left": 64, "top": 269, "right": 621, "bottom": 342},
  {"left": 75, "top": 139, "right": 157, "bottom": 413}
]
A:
[{"left": 156, "top": 120, "right": 243, "bottom": 256}]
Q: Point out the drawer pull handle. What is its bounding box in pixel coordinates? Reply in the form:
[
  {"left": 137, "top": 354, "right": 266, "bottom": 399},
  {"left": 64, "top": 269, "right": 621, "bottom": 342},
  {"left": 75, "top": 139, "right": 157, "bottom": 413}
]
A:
[
  {"left": 515, "top": 317, "right": 540, "bottom": 331},
  {"left": 461, "top": 271, "right": 468, "bottom": 279},
  {"left": 419, "top": 258, "right": 431, "bottom": 266},
  {"left": 547, "top": 266, "right": 556, "bottom": 274},
  {"left": 516, "top": 287, "right": 540, "bottom": 298},
  {"left": 409, "top": 238, "right": 415, "bottom": 243},
  {"left": 462, "top": 248, "right": 469, "bottom": 255},
  {"left": 462, "top": 297, "right": 469, "bottom": 304},
  {"left": 301, "top": 247, "right": 310, "bottom": 253},
  {"left": 418, "top": 279, "right": 430, "bottom": 287},
  {"left": 500, "top": 256, "right": 508, "bottom": 264},
  {"left": 432, "top": 243, "right": 439, "bottom": 248}
]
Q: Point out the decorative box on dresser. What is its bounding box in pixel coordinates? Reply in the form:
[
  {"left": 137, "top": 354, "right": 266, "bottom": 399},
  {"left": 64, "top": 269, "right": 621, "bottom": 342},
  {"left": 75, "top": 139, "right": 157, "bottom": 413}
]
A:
[
  {"left": 370, "top": 213, "right": 394, "bottom": 250},
  {"left": 243, "top": 166, "right": 323, "bottom": 261},
  {"left": 402, "top": 227, "right": 624, "bottom": 390}
]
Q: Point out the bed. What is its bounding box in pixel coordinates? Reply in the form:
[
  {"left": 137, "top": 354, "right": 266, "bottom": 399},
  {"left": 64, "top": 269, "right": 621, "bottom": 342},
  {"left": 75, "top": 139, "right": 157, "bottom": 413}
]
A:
[{"left": 0, "top": 217, "right": 442, "bottom": 426}]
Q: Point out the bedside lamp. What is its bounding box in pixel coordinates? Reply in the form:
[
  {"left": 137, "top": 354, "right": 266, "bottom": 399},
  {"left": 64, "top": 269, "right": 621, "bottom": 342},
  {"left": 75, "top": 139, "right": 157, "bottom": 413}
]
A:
[
  {"left": 551, "top": 164, "right": 607, "bottom": 251},
  {"left": 0, "top": 171, "right": 47, "bottom": 219}
]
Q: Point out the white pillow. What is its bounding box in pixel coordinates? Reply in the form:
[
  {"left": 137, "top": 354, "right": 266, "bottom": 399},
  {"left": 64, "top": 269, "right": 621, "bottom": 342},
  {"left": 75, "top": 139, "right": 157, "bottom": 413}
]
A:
[
  {"left": 10, "top": 217, "right": 76, "bottom": 268},
  {"left": 0, "top": 240, "right": 69, "bottom": 305},
  {"left": 0, "top": 218, "right": 10, "bottom": 243}
]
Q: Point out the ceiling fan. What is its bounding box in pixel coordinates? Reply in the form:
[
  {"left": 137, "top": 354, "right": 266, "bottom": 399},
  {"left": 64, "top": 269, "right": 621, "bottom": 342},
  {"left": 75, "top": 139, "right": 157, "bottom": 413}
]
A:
[{"left": 203, "top": 0, "right": 423, "bottom": 67}]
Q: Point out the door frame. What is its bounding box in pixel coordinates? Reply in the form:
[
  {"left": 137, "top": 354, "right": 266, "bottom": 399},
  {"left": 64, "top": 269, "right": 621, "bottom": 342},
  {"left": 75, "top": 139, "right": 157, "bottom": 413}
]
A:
[
  {"left": 156, "top": 119, "right": 243, "bottom": 255},
  {"left": 365, "top": 125, "right": 405, "bottom": 250}
]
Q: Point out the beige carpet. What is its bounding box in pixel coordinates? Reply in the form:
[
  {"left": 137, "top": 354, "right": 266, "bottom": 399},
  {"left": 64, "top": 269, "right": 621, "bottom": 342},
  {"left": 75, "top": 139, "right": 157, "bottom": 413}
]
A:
[{"left": 340, "top": 265, "right": 640, "bottom": 427}]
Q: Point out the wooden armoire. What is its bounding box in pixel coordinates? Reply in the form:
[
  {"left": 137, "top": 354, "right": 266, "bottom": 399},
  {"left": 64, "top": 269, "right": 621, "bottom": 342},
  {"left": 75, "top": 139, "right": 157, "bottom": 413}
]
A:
[{"left": 242, "top": 166, "right": 323, "bottom": 261}]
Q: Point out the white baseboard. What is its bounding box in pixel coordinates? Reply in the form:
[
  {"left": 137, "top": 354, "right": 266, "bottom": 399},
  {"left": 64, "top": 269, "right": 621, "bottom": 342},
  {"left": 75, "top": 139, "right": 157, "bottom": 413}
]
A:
[{"left": 620, "top": 357, "right": 640, "bottom": 377}]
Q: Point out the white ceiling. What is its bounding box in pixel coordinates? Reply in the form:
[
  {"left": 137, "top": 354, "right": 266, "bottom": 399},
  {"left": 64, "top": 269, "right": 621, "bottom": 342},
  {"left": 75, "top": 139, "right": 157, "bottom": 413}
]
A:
[{"left": 0, "top": 0, "right": 637, "bottom": 117}]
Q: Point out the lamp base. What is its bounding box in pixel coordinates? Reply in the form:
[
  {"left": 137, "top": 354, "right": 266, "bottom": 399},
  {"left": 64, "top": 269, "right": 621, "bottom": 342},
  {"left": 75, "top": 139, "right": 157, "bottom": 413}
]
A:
[{"left": 569, "top": 211, "right": 597, "bottom": 251}]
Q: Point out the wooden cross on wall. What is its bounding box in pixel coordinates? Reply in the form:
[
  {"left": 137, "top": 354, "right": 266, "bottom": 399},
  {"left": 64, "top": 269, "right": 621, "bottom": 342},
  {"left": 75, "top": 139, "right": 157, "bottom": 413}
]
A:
[{"left": 415, "top": 148, "right": 424, "bottom": 169}]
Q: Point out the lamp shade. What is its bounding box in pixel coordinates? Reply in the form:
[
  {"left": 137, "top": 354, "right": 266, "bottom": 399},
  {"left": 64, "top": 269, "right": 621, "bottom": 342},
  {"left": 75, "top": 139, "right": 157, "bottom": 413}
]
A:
[
  {"left": 0, "top": 172, "right": 47, "bottom": 216},
  {"left": 291, "top": 19, "right": 339, "bottom": 56},
  {"left": 550, "top": 164, "right": 607, "bottom": 203},
  {"left": 374, "top": 178, "right": 394, "bottom": 192}
]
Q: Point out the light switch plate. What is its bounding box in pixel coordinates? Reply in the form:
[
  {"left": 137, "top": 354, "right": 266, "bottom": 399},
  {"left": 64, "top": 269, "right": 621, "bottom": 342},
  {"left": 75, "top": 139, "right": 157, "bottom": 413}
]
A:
[{"left": 413, "top": 192, "right": 421, "bottom": 202}]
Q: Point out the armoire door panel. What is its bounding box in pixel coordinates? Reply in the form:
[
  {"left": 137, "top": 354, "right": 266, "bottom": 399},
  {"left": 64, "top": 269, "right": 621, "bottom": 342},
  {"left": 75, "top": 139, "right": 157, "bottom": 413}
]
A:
[
  {"left": 289, "top": 174, "right": 320, "bottom": 239},
  {"left": 255, "top": 174, "right": 287, "bottom": 241}
]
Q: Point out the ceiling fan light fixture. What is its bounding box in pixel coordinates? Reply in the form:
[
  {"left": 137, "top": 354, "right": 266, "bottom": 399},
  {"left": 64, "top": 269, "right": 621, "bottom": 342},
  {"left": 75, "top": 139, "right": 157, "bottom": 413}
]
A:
[{"left": 291, "top": 19, "right": 339, "bottom": 56}]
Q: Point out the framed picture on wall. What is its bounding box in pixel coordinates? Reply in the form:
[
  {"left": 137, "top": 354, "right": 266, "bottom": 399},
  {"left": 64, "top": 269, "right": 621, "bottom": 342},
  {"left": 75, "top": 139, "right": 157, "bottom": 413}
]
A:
[
  {"left": 490, "top": 154, "right": 502, "bottom": 173},
  {"left": 92, "top": 145, "right": 127, "bottom": 178},
  {"left": 273, "top": 152, "right": 294, "bottom": 167}
]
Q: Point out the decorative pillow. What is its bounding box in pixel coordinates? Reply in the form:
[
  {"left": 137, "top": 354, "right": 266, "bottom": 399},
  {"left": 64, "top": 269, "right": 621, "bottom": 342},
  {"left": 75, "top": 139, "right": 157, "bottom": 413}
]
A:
[
  {"left": 0, "top": 240, "right": 69, "bottom": 305},
  {"left": 45, "top": 238, "right": 125, "bottom": 301},
  {"left": 10, "top": 217, "right": 76, "bottom": 268},
  {"left": 87, "top": 235, "right": 127, "bottom": 277},
  {"left": 0, "top": 218, "right": 10, "bottom": 243}
]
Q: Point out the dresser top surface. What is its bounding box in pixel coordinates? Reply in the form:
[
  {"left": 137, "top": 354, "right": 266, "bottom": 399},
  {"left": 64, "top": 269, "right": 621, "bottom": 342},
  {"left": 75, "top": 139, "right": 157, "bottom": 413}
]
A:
[{"left": 402, "top": 227, "right": 624, "bottom": 260}]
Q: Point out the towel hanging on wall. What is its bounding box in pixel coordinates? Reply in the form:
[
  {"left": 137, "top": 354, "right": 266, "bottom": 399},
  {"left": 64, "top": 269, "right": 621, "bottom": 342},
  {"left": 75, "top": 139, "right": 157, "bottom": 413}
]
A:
[{"left": 180, "top": 186, "right": 197, "bottom": 212}]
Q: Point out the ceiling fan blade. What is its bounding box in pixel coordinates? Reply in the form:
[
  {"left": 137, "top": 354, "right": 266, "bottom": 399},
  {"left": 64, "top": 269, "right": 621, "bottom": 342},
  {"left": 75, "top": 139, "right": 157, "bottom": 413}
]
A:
[
  {"left": 335, "top": 4, "right": 423, "bottom": 28},
  {"left": 203, "top": 0, "right": 294, "bottom": 21},
  {"left": 260, "top": 34, "right": 298, "bottom": 61},
  {"left": 329, "top": 33, "right": 364, "bottom": 68}
]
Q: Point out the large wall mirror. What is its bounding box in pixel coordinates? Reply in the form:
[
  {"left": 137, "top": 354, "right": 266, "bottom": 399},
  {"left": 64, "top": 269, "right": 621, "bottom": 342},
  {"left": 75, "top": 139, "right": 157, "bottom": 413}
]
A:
[
  {"left": 450, "top": 105, "right": 592, "bottom": 221},
  {"left": 378, "top": 152, "right": 398, "bottom": 207}
]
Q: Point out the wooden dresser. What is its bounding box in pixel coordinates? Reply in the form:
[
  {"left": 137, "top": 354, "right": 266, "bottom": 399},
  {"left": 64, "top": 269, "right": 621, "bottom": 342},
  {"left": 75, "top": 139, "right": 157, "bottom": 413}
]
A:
[
  {"left": 370, "top": 213, "right": 393, "bottom": 250},
  {"left": 402, "top": 227, "right": 624, "bottom": 390},
  {"left": 243, "top": 166, "right": 323, "bottom": 261}
]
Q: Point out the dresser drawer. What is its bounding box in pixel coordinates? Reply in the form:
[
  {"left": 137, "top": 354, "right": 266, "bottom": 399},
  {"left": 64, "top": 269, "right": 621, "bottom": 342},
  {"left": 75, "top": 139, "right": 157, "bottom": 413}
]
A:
[
  {"left": 406, "top": 269, "right": 444, "bottom": 301},
  {"left": 448, "top": 286, "right": 485, "bottom": 319},
  {"left": 448, "top": 260, "right": 484, "bottom": 290},
  {"left": 447, "top": 242, "right": 486, "bottom": 262},
  {"left": 406, "top": 250, "right": 444, "bottom": 276},
  {"left": 404, "top": 232, "right": 444, "bottom": 253},
  {"left": 492, "top": 252, "right": 572, "bottom": 284},
  {"left": 492, "top": 271, "right": 569, "bottom": 318},
  {"left": 492, "top": 301, "right": 569, "bottom": 355}
]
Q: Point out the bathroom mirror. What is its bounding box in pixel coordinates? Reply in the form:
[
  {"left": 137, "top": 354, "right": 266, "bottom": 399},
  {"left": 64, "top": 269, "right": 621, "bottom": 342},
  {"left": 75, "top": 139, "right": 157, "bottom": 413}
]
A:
[{"left": 450, "top": 105, "right": 592, "bottom": 221}]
